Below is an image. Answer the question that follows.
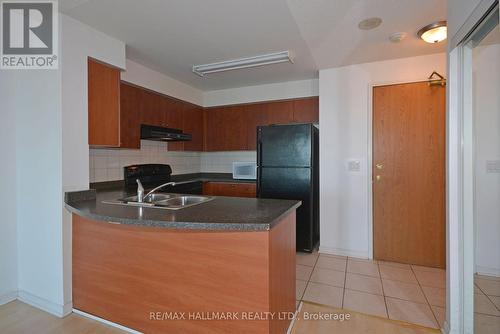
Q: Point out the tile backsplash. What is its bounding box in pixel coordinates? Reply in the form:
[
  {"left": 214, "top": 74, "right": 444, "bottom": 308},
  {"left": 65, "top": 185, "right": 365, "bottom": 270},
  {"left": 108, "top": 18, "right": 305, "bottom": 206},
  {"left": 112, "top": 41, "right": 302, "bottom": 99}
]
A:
[{"left": 89, "top": 140, "right": 257, "bottom": 183}]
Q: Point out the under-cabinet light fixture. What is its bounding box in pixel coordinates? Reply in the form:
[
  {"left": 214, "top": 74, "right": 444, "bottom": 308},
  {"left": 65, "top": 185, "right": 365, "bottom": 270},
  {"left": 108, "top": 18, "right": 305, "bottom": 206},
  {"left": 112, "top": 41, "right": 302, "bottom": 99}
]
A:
[{"left": 192, "top": 51, "right": 294, "bottom": 76}]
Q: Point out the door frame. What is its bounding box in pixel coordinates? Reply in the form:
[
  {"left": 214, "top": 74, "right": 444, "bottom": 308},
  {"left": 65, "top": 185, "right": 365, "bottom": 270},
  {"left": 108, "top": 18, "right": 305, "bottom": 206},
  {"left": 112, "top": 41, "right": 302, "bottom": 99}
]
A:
[
  {"left": 367, "top": 79, "right": 434, "bottom": 260},
  {"left": 447, "top": 2, "right": 498, "bottom": 333}
]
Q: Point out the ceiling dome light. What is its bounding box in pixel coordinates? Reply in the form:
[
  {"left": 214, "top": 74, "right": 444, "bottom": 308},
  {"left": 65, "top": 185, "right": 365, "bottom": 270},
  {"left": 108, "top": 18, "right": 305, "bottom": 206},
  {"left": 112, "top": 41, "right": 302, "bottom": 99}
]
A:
[
  {"left": 417, "top": 21, "right": 447, "bottom": 43},
  {"left": 358, "top": 17, "right": 382, "bottom": 30}
]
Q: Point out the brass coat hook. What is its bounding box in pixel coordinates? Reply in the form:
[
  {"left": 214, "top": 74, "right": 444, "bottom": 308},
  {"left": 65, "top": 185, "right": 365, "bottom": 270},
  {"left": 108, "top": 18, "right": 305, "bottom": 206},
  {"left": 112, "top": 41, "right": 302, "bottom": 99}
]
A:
[{"left": 428, "top": 71, "right": 446, "bottom": 86}]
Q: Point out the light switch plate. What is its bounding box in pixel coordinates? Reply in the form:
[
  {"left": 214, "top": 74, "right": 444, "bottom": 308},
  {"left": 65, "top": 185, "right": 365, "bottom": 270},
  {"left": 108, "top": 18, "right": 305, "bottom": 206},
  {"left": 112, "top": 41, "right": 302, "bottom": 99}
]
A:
[
  {"left": 347, "top": 160, "right": 361, "bottom": 172},
  {"left": 486, "top": 160, "right": 500, "bottom": 173}
]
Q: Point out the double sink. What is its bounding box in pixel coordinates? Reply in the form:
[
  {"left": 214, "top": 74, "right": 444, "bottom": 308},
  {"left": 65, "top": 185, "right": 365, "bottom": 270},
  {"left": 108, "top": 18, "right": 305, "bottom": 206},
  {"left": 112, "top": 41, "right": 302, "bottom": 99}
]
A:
[{"left": 104, "top": 193, "right": 213, "bottom": 210}]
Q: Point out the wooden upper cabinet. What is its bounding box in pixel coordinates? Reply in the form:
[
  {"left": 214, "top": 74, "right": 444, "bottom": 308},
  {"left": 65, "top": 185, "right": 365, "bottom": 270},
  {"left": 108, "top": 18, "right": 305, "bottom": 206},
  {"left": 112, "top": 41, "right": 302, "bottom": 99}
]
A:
[
  {"left": 120, "top": 82, "right": 141, "bottom": 149},
  {"left": 204, "top": 97, "right": 319, "bottom": 151},
  {"left": 163, "top": 99, "right": 184, "bottom": 129},
  {"left": 119, "top": 81, "right": 205, "bottom": 151},
  {"left": 266, "top": 100, "right": 294, "bottom": 125},
  {"left": 95, "top": 72, "right": 318, "bottom": 152},
  {"left": 293, "top": 97, "right": 319, "bottom": 123},
  {"left": 245, "top": 104, "right": 268, "bottom": 150},
  {"left": 88, "top": 58, "right": 121, "bottom": 147},
  {"left": 140, "top": 90, "right": 163, "bottom": 127},
  {"left": 205, "top": 106, "right": 248, "bottom": 151},
  {"left": 182, "top": 105, "right": 204, "bottom": 151}
]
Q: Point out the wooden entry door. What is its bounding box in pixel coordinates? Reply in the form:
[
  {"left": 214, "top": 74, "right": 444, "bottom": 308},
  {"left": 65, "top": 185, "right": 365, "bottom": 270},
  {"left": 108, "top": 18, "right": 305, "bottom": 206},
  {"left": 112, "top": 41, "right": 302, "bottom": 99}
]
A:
[{"left": 373, "top": 82, "right": 445, "bottom": 268}]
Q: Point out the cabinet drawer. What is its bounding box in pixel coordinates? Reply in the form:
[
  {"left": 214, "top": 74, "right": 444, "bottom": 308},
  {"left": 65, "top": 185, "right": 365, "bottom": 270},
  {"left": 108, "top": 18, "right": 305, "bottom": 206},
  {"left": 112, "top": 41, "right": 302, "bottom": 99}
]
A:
[{"left": 203, "top": 182, "right": 256, "bottom": 198}]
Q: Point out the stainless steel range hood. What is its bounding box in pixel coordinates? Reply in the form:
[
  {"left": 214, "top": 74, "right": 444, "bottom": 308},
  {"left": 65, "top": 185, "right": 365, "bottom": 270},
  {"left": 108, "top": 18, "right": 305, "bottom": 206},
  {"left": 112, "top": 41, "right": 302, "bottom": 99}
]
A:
[{"left": 140, "top": 124, "right": 192, "bottom": 142}]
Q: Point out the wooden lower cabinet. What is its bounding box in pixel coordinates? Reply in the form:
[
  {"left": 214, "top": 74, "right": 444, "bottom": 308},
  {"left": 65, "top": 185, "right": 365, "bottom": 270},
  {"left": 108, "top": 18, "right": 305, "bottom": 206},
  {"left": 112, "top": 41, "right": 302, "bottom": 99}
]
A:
[
  {"left": 203, "top": 182, "right": 256, "bottom": 198},
  {"left": 72, "top": 213, "right": 296, "bottom": 334}
]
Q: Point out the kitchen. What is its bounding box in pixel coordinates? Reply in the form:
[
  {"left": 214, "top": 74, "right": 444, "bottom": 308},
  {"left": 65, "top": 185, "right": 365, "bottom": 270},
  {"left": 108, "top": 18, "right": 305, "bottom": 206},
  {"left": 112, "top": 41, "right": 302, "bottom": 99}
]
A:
[
  {"left": 1, "top": 1, "right": 499, "bottom": 334},
  {"left": 62, "top": 56, "right": 319, "bottom": 333}
]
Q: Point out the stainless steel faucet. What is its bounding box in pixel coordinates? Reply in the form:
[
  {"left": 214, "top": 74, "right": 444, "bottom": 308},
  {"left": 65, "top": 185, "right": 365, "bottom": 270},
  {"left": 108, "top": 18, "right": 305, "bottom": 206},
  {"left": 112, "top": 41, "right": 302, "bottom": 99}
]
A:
[
  {"left": 136, "top": 179, "right": 145, "bottom": 202},
  {"left": 136, "top": 179, "right": 176, "bottom": 203}
]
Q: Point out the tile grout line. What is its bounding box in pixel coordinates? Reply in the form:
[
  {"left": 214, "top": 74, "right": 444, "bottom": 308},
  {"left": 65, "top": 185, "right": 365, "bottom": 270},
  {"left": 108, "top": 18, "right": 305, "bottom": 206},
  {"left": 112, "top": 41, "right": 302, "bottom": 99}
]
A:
[
  {"left": 377, "top": 262, "right": 389, "bottom": 319},
  {"left": 410, "top": 265, "right": 441, "bottom": 328},
  {"left": 300, "top": 251, "right": 321, "bottom": 301},
  {"left": 341, "top": 258, "right": 349, "bottom": 308},
  {"left": 475, "top": 274, "right": 500, "bottom": 314}
]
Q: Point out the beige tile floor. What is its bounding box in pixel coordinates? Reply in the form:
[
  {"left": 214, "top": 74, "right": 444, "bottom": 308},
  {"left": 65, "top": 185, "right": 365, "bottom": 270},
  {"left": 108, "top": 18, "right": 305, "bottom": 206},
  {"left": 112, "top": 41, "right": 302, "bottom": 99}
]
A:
[
  {"left": 291, "top": 301, "right": 441, "bottom": 334},
  {"left": 1, "top": 268, "right": 498, "bottom": 334},
  {"left": 475, "top": 274, "right": 500, "bottom": 333},
  {"left": 296, "top": 252, "right": 446, "bottom": 329},
  {"left": 296, "top": 252, "right": 500, "bottom": 333}
]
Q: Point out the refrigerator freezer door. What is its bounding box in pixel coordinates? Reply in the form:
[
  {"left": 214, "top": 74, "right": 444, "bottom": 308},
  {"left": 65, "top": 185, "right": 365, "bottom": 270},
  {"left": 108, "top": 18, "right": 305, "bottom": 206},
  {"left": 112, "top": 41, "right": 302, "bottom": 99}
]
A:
[
  {"left": 258, "top": 166, "right": 313, "bottom": 251},
  {"left": 258, "top": 124, "right": 312, "bottom": 168}
]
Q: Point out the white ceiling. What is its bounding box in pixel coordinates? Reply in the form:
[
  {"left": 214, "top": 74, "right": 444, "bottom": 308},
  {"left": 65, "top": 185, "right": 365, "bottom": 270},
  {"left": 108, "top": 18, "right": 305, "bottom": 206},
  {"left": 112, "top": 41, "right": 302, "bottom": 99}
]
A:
[{"left": 60, "top": 0, "right": 447, "bottom": 91}]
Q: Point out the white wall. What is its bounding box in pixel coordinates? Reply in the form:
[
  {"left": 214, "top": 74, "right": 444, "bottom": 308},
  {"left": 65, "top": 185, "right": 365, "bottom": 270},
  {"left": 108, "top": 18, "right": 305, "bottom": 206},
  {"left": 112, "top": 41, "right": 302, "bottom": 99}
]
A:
[
  {"left": 122, "top": 59, "right": 204, "bottom": 106},
  {"left": 203, "top": 78, "right": 318, "bottom": 107},
  {"left": 319, "top": 53, "right": 446, "bottom": 258},
  {"left": 0, "top": 73, "right": 18, "bottom": 305},
  {"left": 60, "top": 14, "right": 126, "bottom": 315},
  {"left": 473, "top": 43, "right": 500, "bottom": 277},
  {"left": 14, "top": 69, "right": 64, "bottom": 315},
  {"left": 61, "top": 15, "right": 126, "bottom": 193}
]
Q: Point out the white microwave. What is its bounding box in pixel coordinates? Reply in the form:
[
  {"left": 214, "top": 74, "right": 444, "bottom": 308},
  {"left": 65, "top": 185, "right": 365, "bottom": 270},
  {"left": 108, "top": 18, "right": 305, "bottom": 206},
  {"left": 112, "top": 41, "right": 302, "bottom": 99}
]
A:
[{"left": 232, "top": 162, "right": 257, "bottom": 180}]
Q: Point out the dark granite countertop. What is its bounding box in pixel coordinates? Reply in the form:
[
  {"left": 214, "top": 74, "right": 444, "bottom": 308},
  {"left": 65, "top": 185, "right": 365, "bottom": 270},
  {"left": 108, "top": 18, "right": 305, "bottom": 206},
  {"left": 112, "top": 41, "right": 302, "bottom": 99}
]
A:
[
  {"left": 171, "top": 172, "right": 257, "bottom": 184},
  {"left": 89, "top": 173, "right": 256, "bottom": 191},
  {"left": 65, "top": 187, "right": 300, "bottom": 231}
]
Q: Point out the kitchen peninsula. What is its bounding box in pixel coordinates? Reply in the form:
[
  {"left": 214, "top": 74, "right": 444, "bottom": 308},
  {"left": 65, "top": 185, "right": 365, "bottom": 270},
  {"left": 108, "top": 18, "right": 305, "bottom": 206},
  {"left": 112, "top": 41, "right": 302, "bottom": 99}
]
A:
[{"left": 65, "top": 188, "right": 300, "bottom": 334}]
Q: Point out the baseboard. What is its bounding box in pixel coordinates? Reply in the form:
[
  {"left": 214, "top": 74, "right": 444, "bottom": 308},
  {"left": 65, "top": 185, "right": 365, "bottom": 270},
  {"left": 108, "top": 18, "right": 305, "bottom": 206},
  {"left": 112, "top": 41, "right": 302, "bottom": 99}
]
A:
[
  {"left": 476, "top": 265, "right": 500, "bottom": 278},
  {"left": 319, "top": 246, "right": 369, "bottom": 259},
  {"left": 73, "top": 309, "right": 142, "bottom": 334},
  {"left": 0, "top": 290, "right": 18, "bottom": 306},
  {"left": 17, "top": 290, "right": 72, "bottom": 317},
  {"left": 442, "top": 320, "right": 450, "bottom": 334}
]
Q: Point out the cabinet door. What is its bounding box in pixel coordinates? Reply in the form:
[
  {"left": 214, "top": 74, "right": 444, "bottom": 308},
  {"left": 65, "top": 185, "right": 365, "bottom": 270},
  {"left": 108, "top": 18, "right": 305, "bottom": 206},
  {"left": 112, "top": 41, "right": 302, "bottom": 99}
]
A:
[
  {"left": 245, "top": 104, "right": 268, "bottom": 150},
  {"left": 183, "top": 105, "right": 204, "bottom": 151},
  {"left": 265, "top": 100, "right": 294, "bottom": 125},
  {"left": 163, "top": 98, "right": 184, "bottom": 151},
  {"left": 120, "top": 82, "right": 141, "bottom": 149},
  {"left": 88, "top": 58, "right": 121, "bottom": 147},
  {"left": 205, "top": 107, "right": 225, "bottom": 151},
  {"left": 203, "top": 182, "right": 256, "bottom": 197},
  {"left": 293, "top": 97, "right": 319, "bottom": 123},
  {"left": 163, "top": 98, "right": 183, "bottom": 129},
  {"left": 140, "top": 90, "right": 163, "bottom": 126},
  {"left": 205, "top": 106, "right": 248, "bottom": 151}
]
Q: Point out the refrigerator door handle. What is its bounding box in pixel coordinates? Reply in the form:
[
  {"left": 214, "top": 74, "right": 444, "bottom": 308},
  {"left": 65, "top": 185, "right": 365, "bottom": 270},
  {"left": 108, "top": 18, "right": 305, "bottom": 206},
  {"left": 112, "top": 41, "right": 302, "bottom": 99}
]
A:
[
  {"left": 257, "top": 167, "right": 261, "bottom": 197},
  {"left": 257, "top": 139, "right": 262, "bottom": 167}
]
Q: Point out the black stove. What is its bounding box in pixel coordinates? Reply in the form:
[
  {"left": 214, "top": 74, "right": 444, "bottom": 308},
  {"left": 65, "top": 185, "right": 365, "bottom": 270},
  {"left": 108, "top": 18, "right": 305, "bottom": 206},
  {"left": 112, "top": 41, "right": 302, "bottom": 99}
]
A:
[
  {"left": 123, "top": 164, "right": 202, "bottom": 195},
  {"left": 124, "top": 164, "right": 172, "bottom": 190}
]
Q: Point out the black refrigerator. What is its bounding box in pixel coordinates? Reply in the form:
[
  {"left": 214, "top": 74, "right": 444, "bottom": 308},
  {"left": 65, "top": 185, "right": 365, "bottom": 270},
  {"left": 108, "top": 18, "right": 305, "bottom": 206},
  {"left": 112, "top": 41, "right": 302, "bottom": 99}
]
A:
[{"left": 257, "top": 123, "right": 319, "bottom": 252}]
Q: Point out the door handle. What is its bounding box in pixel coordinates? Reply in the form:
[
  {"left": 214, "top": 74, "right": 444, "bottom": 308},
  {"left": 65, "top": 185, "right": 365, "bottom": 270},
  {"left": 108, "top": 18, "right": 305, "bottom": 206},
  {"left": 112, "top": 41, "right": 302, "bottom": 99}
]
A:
[
  {"left": 376, "top": 175, "right": 381, "bottom": 181},
  {"left": 376, "top": 163, "right": 383, "bottom": 170}
]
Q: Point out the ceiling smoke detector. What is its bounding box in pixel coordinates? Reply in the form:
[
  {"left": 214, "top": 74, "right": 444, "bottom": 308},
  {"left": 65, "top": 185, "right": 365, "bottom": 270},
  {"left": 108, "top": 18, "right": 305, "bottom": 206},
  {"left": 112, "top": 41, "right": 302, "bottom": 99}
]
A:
[
  {"left": 417, "top": 21, "right": 447, "bottom": 43},
  {"left": 389, "top": 32, "right": 407, "bottom": 43},
  {"left": 358, "top": 17, "right": 383, "bottom": 30}
]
